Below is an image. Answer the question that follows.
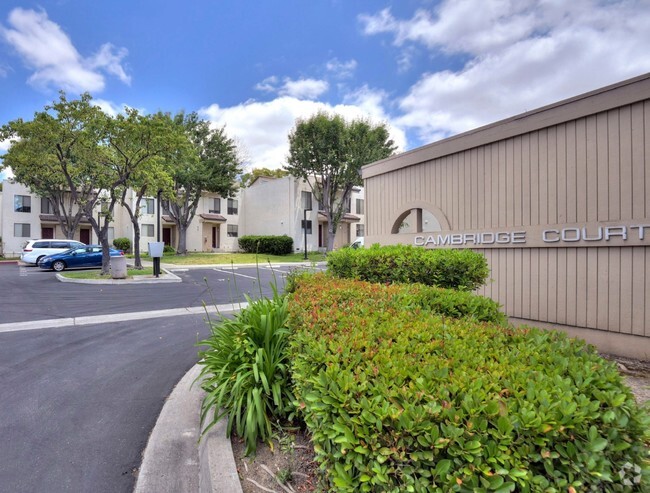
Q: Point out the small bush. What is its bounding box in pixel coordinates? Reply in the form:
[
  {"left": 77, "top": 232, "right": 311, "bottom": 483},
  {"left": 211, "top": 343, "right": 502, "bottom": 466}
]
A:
[
  {"left": 239, "top": 235, "right": 293, "bottom": 255},
  {"left": 163, "top": 244, "right": 176, "bottom": 254},
  {"left": 113, "top": 237, "right": 131, "bottom": 252},
  {"left": 288, "top": 275, "right": 650, "bottom": 492},
  {"left": 197, "top": 291, "right": 295, "bottom": 455},
  {"left": 327, "top": 244, "right": 490, "bottom": 291}
]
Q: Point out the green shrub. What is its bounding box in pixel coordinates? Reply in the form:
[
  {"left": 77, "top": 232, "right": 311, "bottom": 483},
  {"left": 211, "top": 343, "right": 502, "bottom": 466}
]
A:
[
  {"left": 197, "top": 291, "right": 295, "bottom": 455},
  {"left": 288, "top": 275, "right": 650, "bottom": 492},
  {"left": 113, "top": 237, "right": 131, "bottom": 252},
  {"left": 163, "top": 244, "right": 176, "bottom": 254},
  {"left": 327, "top": 244, "right": 490, "bottom": 291},
  {"left": 239, "top": 235, "right": 293, "bottom": 255}
]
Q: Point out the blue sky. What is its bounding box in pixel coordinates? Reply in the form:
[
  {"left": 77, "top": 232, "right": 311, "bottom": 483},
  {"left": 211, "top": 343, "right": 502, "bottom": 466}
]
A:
[{"left": 1, "top": 0, "right": 649, "bottom": 177}]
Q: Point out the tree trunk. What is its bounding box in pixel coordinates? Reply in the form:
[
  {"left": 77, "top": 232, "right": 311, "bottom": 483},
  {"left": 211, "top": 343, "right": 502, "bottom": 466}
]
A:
[
  {"left": 100, "top": 235, "right": 111, "bottom": 275},
  {"left": 132, "top": 223, "right": 142, "bottom": 269},
  {"left": 177, "top": 223, "right": 188, "bottom": 255},
  {"left": 327, "top": 221, "right": 337, "bottom": 252}
]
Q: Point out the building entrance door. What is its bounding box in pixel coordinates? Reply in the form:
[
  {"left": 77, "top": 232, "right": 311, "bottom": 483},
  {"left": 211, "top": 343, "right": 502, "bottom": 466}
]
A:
[
  {"left": 318, "top": 224, "right": 324, "bottom": 248},
  {"left": 41, "top": 227, "right": 54, "bottom": 239},
  {"left": 212, "top": 226, "right": 219, "bottom": 249},
  {"left": 163, "top": 228, "right": 171, "bottom": 246},
  {"left": 80, "top": 228, "right": 90, "bottom": 244}
]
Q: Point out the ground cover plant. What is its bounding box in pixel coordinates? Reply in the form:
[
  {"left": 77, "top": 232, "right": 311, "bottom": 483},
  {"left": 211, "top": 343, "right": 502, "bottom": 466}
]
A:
[
  {"left": 59, "top": 266, "right": 154, "bottom": 279},
  {"left": 288, "top": 275, "right": 650, "bottom": 492},
  {"left": 135, "top": 251, "right": 326, "bottom": 264},
  {"left": 327, "top": 244, "right": 490, "bottom": 291}
]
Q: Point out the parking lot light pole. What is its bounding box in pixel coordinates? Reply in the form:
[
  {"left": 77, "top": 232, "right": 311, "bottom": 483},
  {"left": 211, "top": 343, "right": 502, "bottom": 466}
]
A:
[
  {"left": 154, "top": 189, "right": 162, "bottom": 278},
  {"left": 303, "top": 192, "right": 312, "bottom": 261}
]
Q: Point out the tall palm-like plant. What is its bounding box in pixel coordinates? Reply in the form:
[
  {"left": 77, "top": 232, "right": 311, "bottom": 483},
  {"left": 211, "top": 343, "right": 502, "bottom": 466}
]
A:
[{"left": 197, "top": 290, "right": 295, "bottom": 455}]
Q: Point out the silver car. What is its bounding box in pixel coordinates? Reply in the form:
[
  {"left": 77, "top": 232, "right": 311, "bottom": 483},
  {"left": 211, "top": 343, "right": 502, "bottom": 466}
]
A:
[{"left": 21, "top": 239, "right": 86, "bottom": 265}]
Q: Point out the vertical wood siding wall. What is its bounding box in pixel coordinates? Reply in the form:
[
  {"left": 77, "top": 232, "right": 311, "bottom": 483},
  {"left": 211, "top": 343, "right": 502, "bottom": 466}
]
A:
[{"left": 366, "top": 101, "right": 650, "bottom": 337}]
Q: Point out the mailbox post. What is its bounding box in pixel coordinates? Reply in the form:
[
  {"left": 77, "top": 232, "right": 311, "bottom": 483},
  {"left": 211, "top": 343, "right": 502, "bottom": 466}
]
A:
[{"left": 149, "top": 241, "right": 164, "bottom": 277}]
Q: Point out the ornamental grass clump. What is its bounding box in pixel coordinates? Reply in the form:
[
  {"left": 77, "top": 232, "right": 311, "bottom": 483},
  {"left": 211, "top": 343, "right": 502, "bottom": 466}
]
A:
[
  {"left": 197, "top": 291, "right": 295, "bottom": 455},
  {"left": 288, "top": 275, "right": 650, "bottom": 492}
]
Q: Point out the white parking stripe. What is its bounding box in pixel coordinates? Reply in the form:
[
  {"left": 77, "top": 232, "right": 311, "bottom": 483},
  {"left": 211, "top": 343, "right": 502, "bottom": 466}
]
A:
[
  {"left": 0, "top": 302, "right": 248, "bottom": 334},
  {"left": 212, "top": 268, "right": 258, "bottom": 280}
]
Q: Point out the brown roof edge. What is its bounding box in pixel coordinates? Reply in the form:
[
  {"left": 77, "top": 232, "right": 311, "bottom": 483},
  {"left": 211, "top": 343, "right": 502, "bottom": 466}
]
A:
[
  {"left": 199, "top": 213, "right": 227, "bottom": 222},
  {"left": 362, "top": 72, "right": 650, "bottom": 179}
]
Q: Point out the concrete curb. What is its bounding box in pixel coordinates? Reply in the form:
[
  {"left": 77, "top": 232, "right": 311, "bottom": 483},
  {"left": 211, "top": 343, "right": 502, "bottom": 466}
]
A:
[
  {"left": 134, "top": 364, "right": 242, "bottom": 493},
  {"left": 56, "top": 267, "right": 182, "bottom": 284}
]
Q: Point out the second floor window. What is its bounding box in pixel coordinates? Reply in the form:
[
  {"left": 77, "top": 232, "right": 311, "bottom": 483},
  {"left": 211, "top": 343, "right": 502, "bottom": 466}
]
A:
[
  {"left": 301, "top": 191, "right": 312, "bottom": 210},
  {"left": 301, "top": 220, "right": 312, "bottom": 234},
  {"left": 356, "top": 198, "right": 364, "bottom": 215},
  {"left": 210, "top": 198, "right": 221, "bottom": 214},
  {"left": 41, "top": 198, "right": 53, "bottom": 214},
  {"left": 14, "top": 195, "right": 31, "bottom": 213},
  {"left": 228, "top": 199, "right": 238, "bottom": 215},
  {"left": 142, "top": 224, "right": 154, "bottom": 237},
  {"left": 344, "top": 198, "right": 351, "bottom": 214},
  {"left": 227, "top": 224, "right": 238, "bottom": 237},
  {"left": 141, "top": 198, "right": 155, "bottom": 215}
]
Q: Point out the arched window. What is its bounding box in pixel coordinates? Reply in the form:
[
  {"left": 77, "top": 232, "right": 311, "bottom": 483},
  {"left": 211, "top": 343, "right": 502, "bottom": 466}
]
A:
[{"left": 390, "top": 204, "right": 449, "bottom": 234}]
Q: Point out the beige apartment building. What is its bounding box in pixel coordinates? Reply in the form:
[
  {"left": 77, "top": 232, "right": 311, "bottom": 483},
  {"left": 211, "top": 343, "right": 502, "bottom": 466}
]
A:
[
  {"left": 0, "top": 180, "right": 242, "bottom": 256},
  {"left": 240, "top": 175, "right": 365, "bottom": 253},
  {"left": 0, "top": 177, "right": 365, "bottom": 257},
  {"left": 362, "top": 73, "right": 650, "bottom": 360}
]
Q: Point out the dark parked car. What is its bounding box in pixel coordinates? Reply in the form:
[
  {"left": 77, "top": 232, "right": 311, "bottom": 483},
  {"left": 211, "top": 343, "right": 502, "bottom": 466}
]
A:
[{"left": 38, "top": 245, "right": 124, "bottom": 272}]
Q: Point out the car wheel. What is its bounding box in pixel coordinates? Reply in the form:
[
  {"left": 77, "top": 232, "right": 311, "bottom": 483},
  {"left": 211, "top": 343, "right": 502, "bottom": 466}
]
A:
[
  {"left": 36, "top": 256, "right": 45, "bottom": 264},
  {"left": 52, "top": 260, "right": 66, "bottom": 272}
]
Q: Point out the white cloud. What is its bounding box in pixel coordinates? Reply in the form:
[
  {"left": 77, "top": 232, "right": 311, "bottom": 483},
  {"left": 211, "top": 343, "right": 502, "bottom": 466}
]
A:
[
  {"left": 326, "top": 58, "right": 358, "bottom": 78},
  {"left": 91, "top": 98, "right": 136, "bottom": 117},
  {"left": 361, "top": 0, "right": 650, "bottom": 143},
  {"left": 199, "top": 95, "right": 407, "bottom": 171},
  {"left": 0, "top": 138, "right": 11, "bottom": 153},
  {"left": 1, "top": 8, "right": 130, "bottom": 93},
  {"left": 255, "top": 76, "right": 329, "bottom": 99},
  {"left": 280, "top": 78, "right": 329, "bottom": 99}
]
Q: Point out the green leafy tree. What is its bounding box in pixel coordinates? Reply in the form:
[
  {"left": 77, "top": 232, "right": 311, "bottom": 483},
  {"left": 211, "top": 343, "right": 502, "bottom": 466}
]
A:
[
  {"left": 285, "top": 112, "right": 396, "bottom": 251},
  {"left": 240, "top": 167, "right": 289, "bottom": 187},
  {"left": 107, "top": 110, "right": 188, "bottom": 268},
  {"left": 165, "top": 112, "right": 242, "bottom": 255},
  {"left": 1, "top": 92, "right": 109, "bottom": 241}
]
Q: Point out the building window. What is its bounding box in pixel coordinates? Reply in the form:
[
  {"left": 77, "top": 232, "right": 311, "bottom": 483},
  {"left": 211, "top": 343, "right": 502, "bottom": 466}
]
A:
[
  {"left": 107, "top": 227, "right": 115, "bottom": 245},
  {"left": 14, "top": 195, "right": 31, "bottom": 213},
  {"left": 301, "top": 191, "right": 312, "bottom": 210},
  {"left": 41, "top": 198, "right": 54, "bottom": 214},
  {"left": 344, "top": 198, "right": 351, "bottom": 214},
  {"left": 210, "top": 198, "right": 221, "bottom": 214},
  {"left": 14, "top": 223, "right": 31, "bottom": 237},
  {"left": 356, "top": 198, "right": 364, "bottom": 215},
  {"left": 141, "top": 198, "right": 155, "bottom": 215},
  {"left": 356, "top": 224, "right": 365, "bottom": 237},
  {"left": 142, "top": 224, "right": 154, "bottom": 237},
  {"left": 301, "top": 220, "right": 312, "bottom": 234},
  {"left": 227, "top": 199, "right": 238, "bottom": 215},
  {"left": 227, "top": 224, "right": 238, "bottom": 237}
]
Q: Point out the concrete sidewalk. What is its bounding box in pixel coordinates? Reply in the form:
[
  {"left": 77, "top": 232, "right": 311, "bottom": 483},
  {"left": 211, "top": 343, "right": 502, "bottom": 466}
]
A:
[{"left": 134, "top": 364, "right": 243, "bottom": 493}]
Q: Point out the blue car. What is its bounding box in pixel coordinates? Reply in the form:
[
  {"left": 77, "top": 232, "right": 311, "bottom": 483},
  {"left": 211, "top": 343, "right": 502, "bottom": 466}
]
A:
[{"left": 38, "top": 245, "right": 124, "bottom": 272}]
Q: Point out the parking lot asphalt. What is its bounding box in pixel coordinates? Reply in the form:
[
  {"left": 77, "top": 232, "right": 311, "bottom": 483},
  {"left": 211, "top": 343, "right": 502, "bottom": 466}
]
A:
[
  {"left": 0, "top": 313, "right": 213, "bottom": 493},
  {"left": 0, "top": 262, "right": 303, "bottom": 325}
]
